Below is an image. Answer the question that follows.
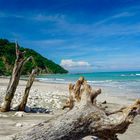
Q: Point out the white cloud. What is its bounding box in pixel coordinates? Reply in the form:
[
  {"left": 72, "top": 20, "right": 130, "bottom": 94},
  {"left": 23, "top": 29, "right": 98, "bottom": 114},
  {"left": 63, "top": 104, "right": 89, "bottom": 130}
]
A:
[
  {"left": 61, "top": 59, "right": 90, "bottom": 67},
  {"left": 60, "top": 59, "right": 93, "bottom": 73}
]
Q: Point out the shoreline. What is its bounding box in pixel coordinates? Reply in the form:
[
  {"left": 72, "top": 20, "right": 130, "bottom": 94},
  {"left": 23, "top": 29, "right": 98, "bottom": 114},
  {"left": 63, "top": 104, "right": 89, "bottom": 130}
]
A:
[
  {"left": 0, "top": 77, "right": 137, "bottom": 106},
  {"left": 0, "top": 77, "right": 140, "bottom": 140}
]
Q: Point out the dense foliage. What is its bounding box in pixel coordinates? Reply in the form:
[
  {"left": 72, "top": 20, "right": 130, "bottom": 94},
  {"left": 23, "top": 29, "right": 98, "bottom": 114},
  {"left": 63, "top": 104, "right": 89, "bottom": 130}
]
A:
[{"left": 0, "top": 39, "right": 68, "bottom": 75}]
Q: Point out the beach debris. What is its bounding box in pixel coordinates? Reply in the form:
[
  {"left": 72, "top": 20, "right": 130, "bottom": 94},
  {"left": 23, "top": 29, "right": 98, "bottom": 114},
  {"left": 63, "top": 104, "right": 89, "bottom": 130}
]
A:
[
  {"left": 11, "top": 104, "right": 19, "bottom": 111},
  {"left": 102, "top": 100, "right": 107, "bottom": 104},
  {"left": 13, "top": 77, "right": 140, "bottom": 140},
  {"left": 18, "top": 68, "right": 38, "bottom": 112},
  {"left": 63, "top": 77, "right": 101, "bottom": 110},
  {"left": 15, "top": 123, "right": 23, "bottom": 127},
  {"left": 24, "top": 106, "right": 31, "bottom": 112},
  {"left": 30, "top": 107, "right": 51, "bottom": 113},
  {"left": 14, "top": 111, "right": 24, "bottom": 117},
  {"left": 0, "top": 42, "right": 32, "bottom": 112}
]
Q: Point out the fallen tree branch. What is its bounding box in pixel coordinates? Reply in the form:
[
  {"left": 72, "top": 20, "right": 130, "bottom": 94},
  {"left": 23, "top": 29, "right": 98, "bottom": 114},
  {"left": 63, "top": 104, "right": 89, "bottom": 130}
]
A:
[
  {"left": 18, "top": 68, "right": 38, "bottom": 111},
  {"left": 13, "top": 77, "right": 140, "bottom": 140},
  {"left": 0, "top": 42, "right": 32, "bottom": 112}
]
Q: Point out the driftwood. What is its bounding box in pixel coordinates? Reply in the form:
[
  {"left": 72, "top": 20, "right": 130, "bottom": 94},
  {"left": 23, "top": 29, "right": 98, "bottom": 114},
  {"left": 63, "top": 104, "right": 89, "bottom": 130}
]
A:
[
  {"left": 13, "top": 77, "right": 140, "bottom": 140},
  {"left": 18, "top": 68, "right": 38, "bottom": 111},
  {"left": 0, "top": 42, "right": 32, "bottom": 112},
  {"left": 63, "top": 77, "right": 101, "bottom": 110}
]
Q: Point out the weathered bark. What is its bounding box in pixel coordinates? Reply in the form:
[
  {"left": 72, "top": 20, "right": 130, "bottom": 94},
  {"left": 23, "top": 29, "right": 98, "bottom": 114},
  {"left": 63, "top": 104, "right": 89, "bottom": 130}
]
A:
[
  {"left": 0, "top": 42, "right": 32, "bottom": 112},
  {"left": 62, "top": 95, "right": 75, "bottom": 110},
  {"left": 13, "top": 78, "right": 140, "bottom": 140},
  {"left": 18, "top": 68, "right": 38, "bottom": 111},
  {"left": 73, "top": 76, "right": 84, "bottom": 102},
  {"left": 63, "top": 77, "right": 101, "bottom": 110}
]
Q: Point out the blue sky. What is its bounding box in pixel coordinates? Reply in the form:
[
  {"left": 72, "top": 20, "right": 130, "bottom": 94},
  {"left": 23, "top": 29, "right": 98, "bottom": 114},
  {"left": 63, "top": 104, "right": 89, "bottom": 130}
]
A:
[{"left": 0, "top": 0, "right": 140, "bottom": 73}]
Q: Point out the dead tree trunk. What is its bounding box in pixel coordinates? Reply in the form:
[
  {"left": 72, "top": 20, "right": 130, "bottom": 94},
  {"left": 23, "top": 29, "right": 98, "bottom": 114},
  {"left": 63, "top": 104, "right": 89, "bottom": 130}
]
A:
[
  {"left": 0, "top": 42, "right": 32, "bottom": 112},
  {"left": 18, "top": 68, "right": 37, "bottom": 111},
  {"left": 13, "top": 77, "right": 140, "bottom": 140}
]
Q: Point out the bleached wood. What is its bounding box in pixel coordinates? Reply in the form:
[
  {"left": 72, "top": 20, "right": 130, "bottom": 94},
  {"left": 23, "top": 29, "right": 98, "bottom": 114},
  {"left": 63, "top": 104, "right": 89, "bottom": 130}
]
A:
[
  {"left": 0, "top": 43, "right": 32, "bottom": 112},
  {"left": 13, "top": 78, "right": 140, "bottom": 140}
]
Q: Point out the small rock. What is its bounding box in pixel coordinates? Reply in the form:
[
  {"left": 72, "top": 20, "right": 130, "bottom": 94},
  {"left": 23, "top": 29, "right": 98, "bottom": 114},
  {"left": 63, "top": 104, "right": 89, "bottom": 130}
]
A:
[
  {"left": 102, "top": 100, "right": 107, "bottom": 104},
  {"left": 14, "top": 111, "right": 24, "bottom": 117},
  {"left": 104, "top": 106, "right": 108, "bottom": 109},
  {"left": 35, "top": 96, "right": 39, "bottom": 99},
  {"left": 25, "top": 106, "right": 31, "bottom": 112},
  {"left": 16, "top": 123, "right": 23, "bottom": 127},
  {"left": 33, "top": 103, "right": 37, "bottom": 107},
  {"left": 55, "top": 103, "right": 61, "bottom": 109},
  {"left": 11, "top": 104, "right": 19, "bottom": 111},
  {"left": 31, "top": 123, "right": 36, "bottom": 127},
  {"left": 45, "top": 108, "right": 51, "bottom": 113}
]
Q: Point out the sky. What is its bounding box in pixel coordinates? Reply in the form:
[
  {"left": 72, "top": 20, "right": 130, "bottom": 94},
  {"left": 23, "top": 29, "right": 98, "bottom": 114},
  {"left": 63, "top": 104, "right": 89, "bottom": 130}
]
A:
[{"left": 0, "top": 0, "right": 140, "bottom": 73}]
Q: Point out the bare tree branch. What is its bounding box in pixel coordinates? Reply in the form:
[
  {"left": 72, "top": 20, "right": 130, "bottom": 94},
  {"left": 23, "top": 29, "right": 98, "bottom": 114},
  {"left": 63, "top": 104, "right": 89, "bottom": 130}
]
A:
[
  {"left": 0, "top": 43, "right": 32, "bottom": 112},
  {"left": 18, "top": 68, "right": 38, "bottom": 111}
]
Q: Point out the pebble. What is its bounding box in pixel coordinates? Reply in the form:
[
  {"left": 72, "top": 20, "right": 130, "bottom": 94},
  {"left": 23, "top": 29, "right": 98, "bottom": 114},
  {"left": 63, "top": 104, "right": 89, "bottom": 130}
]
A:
[
  {"left": 55, "top": 103, "right": 61, "bottom": 109},
  {"left": 11, "top": 104, "right": 19, "bottom": 111},
  {"left": 0, "top": 86, "right": 67, "bottom": 113},
  {"left": 31, "top": 107, "right": 50, "bottom": 113},
  {"left": 14, "top": 112, "right": 24, "bottom": 117},
  {"left": 25, "top": 106, "right": 31, "bottom": 112},
  {"left": 15, "top": 123, "right": 23, "bottom": 127}
]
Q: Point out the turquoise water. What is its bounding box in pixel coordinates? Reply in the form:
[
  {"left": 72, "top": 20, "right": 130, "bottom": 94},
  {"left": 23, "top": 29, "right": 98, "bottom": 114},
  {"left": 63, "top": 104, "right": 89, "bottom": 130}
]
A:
[
  {"left": 37, "top": 71, "right": 140, "bottom": 97},
  {"left": 37, "top": 71, "right": 140, "bottom": 83}
]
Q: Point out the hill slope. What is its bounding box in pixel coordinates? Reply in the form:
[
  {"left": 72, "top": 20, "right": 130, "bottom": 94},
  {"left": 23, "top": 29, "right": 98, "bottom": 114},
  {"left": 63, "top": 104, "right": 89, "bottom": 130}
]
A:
[{"left": 0, "top": 39, "right": 68, "bottom": 75}]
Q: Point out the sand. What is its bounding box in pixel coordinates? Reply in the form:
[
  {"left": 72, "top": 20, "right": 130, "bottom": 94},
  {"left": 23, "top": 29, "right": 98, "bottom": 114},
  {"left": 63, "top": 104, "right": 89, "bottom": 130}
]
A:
[{"left": 0, "top": 78, "right": 140, "bottom": 140}]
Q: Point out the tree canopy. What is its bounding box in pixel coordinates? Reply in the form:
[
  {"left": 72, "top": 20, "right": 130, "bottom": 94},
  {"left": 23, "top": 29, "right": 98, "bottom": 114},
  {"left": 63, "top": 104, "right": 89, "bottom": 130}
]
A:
[{"left": 0, "top": 39, "right": 68, "bottom": 76}]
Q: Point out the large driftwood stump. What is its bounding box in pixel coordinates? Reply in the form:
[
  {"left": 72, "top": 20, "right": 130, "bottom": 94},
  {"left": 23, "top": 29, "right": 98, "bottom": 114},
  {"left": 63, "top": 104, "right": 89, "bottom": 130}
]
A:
[
  {"left": 0, "top": 42, "right": 32, "bottom": 112},
  {"left": 13, "top": 77, "right": 140, "bottom": 140},
  {"left": 18, "top": 68, "right": 38, "bottom": 111}
]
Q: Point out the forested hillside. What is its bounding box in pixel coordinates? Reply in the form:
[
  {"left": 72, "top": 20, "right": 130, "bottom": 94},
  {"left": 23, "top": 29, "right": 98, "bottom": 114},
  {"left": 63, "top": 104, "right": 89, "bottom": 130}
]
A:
[{"left": 0, "top": 39, "right": 68, "bottom": 75}]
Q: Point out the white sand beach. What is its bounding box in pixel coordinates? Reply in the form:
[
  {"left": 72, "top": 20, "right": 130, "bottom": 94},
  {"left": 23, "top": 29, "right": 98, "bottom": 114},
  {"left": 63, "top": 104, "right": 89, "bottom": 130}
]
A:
[{"left": 0, "top": 78, "right": 140, "bottom": 140}]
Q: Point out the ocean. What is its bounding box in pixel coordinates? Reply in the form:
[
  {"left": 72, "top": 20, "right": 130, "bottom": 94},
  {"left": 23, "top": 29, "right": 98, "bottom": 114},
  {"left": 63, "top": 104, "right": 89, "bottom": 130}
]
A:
[{"left": 37, "top": 71, "right": 140, "bottom": 98}]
